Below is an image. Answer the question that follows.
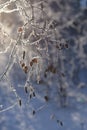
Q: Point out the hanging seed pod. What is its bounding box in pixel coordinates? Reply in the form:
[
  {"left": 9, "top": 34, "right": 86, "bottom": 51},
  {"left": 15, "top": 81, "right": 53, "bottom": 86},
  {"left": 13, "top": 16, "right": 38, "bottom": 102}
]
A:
[
  {"left": 44, "top": 96, "right": 49, "bottom": 102},
  {"left": 18, "top": 99, "right": 22, "bottom": 106},
  {"left": 24, "top": 86, "right": 28, "bottom": 93},
  {"left": 30, "top": 94, "right": 32, "bottom": 99},
  {"left": 30, "top": 58, "right": 38, "bottom": 66},
  {"left": 56, "top": 45, "right": 59, "bottom": 49},
  {"left": 41, "top": 3, "right": 44, "bottom": 10},
  {"left": 23, "top": 66, "right": 28, "bottom": 73},
  {"left": 32, "top": 110, "right": 36, "bottom": 115},
  {"left": 32, "top": 58, "right": 38, "bottom": 63},
  {"left": 21, "top": 63, "right": 25, "bottom": 68},
  {"left": 30, "top": 61, "right": 33, "bottom": 66},
  {"left": 64, "top": 43, "right": 68, "bottom": 49},
  {"left": 44, "top": 72, "right": 47, "bottom": 78},
  {"left": 59, "top": 43, "right": 64, "bottom": 50},
  {"left": 45, "top": 64, "right": 56, "bottom": 74},
  {"left": 33, "top": 92, "right": 36, "bottom": 97},
  {"left": 57, "top": 120, "right": 63, "bottom": 126},
  {"left": 23, "top": 51, "right": 25, "bottom": 59},
  {"left": 73, "top": 21, "right": 79, "bottom": 26},
  {"left": 61, "top": 73, "right": 65, "bottom": 77}
]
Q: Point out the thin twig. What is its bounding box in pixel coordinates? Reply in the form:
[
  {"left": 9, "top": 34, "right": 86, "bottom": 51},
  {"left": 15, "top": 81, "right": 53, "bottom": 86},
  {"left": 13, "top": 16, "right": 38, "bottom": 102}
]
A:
[{"left": 0, "top": 102, "right": 17, "bottom": 113}]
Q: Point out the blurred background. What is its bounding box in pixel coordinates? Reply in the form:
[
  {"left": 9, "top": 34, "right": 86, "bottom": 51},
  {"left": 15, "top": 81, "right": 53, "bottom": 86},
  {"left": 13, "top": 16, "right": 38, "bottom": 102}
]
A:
[{"left": 0, "top": 0, "right": 87, "bottom": 130}]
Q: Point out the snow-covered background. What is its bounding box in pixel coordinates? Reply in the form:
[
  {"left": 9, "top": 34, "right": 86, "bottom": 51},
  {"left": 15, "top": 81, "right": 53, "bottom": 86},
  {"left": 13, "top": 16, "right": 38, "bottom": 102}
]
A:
[{"left": 0, "top": 0, "right": 87, "bottom": 130}]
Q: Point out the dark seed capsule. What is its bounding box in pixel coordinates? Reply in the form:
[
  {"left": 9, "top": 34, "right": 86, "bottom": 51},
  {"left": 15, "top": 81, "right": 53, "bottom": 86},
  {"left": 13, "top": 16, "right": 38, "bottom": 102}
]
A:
[
  {"left": 73, "top": 21, "right": 79, "bottom": 26},
  {"left": 33, "top": 92, "right": 36, "bottom": 97},
  {"left": 65, "top": 44, "right": 68, "bottom": 49},
  {"left": 44, "top": 72, "right": 47, "bottom": 78},
  {"left": 24, "top": 66, "right": 28, "bottom": 73},
  {"left": 57, "top": 120, "right": 63, "bottom": 126},
  {"left": 56, "top": 45, "right": 59, "bottom": 49},
  {"left": 61, "top": 73, "right": 65, "bottom": 77},
  {"left": 23, "top": 51, "right": 25, "bottom": 59},
  {"left": 30, "top": 94, "right": 32, "bottom": 99},
  {"left": 59, "top": 43, "right": 64, "bottom": 50},
  {"left": 32, "top": 110, "right": 36, "bottom": 115},
  {"left": 30, "top": 61, "right": 33, "bottom": 66},
  {"left": 21, "top": 63, "right": 25, "bottom": 68},
  {"left": 41, "top": 3, "right": 43, "bottom": 9},
  {"left": 59, "top": 43, "right": 62, "bottom": 46},
  {"left": 60, "top": 121, "right": 63, "bottom": 126},
  {"left": 24, "top": 86, "right": 28, "bottom": 93},
  {"left": 18, "top": 99, "right": 22, "bottom": 106},
  {"left": 44, "top": 96, "right": 49, "bottom": 101}
]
